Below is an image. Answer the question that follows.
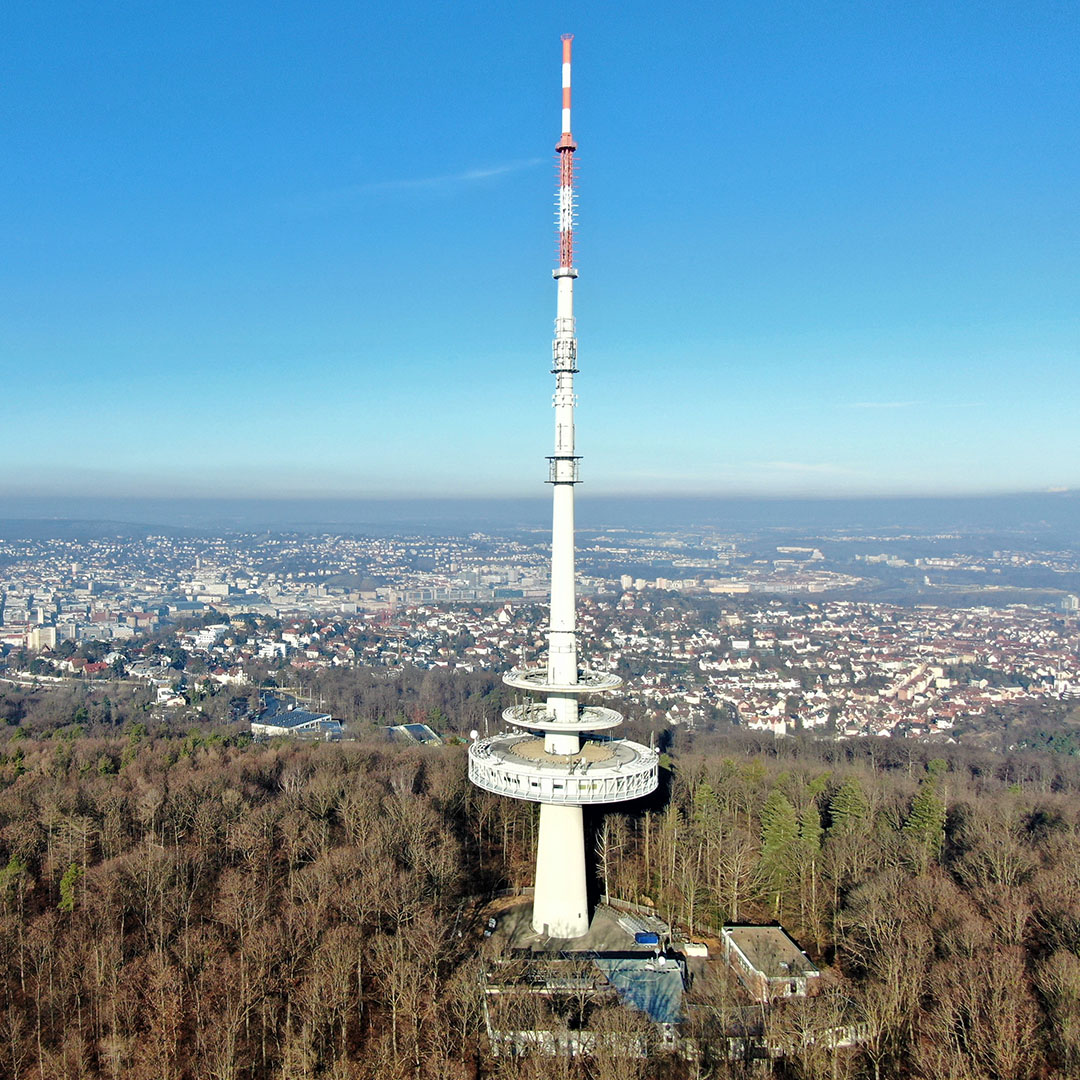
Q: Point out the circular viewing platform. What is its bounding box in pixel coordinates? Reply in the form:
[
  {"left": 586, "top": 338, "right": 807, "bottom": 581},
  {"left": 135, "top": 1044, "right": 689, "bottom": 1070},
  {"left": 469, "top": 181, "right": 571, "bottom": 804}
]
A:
[
  {"left": 502, "top": 702, "right": 622, "bottom": 733},
  {"left": 468, "top": 732, "right": 659, "bottom": 805},
  {"left": 502, "top": 665, "right": 623, "bottom": 695}
]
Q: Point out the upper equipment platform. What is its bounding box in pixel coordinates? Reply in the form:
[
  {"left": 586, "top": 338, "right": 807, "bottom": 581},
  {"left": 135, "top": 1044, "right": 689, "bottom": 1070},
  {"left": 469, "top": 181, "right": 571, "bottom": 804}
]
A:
[{"left": 503, "top": 665, "right": 623, "bottom": 695}]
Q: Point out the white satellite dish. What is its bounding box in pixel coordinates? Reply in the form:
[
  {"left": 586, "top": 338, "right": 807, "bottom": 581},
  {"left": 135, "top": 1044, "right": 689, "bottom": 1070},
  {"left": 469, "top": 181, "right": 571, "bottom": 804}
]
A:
[{"left": 470, "top": 730, "right": 479, "bottom": 741}]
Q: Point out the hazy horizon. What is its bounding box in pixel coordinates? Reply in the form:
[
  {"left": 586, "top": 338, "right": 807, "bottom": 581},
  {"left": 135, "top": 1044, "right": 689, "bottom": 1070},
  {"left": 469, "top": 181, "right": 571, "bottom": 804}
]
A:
[{"left": 2, "top": 490, "right": 1078, "bottom": 539}]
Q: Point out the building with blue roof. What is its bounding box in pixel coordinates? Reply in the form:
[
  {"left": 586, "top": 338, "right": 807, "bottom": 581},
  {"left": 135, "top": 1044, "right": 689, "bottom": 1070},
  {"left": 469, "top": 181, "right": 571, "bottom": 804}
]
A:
[{"left": 250, "top": 694, "right": 342, "bottom": 740}]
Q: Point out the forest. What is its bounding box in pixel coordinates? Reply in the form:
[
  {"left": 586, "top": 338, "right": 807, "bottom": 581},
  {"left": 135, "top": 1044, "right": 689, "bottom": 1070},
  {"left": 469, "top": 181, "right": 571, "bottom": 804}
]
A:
[{"left": 1, "top": 673, "right": 1080, "bottom": 1077}]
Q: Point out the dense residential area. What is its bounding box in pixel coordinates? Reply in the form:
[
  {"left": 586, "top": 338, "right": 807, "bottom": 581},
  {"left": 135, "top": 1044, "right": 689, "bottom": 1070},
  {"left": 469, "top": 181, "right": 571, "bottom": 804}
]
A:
[
  {"left": 1, "top": 525, "right": 1078, "bottom": 748},
  {"left": 8, "top": 597, "right": 1080, "bottom": 749}
]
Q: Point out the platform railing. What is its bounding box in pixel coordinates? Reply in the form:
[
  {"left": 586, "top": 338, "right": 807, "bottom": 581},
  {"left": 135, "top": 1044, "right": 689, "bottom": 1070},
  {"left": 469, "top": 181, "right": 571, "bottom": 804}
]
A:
[{"left": 468, "top": 739, "right": 658, "bottom": 805}]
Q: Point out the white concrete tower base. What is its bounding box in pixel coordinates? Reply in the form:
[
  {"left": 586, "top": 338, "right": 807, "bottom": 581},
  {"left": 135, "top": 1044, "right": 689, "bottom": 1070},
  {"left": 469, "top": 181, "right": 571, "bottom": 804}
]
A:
[{"left": 532, "top": 802, "right": 588, "bottom": 938}]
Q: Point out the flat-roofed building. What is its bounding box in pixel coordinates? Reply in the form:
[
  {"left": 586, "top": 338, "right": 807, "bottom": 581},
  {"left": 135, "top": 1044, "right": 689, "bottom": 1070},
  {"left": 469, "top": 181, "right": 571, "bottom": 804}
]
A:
[
  {"left": 721, "top": 925, "right": 820, "bottom": 1003},
  {"left": 251, "top": 696, "right": 342, "bottom": 740},
  {"left": 27, "top": 626, "right": 58, "bottom": 652}
]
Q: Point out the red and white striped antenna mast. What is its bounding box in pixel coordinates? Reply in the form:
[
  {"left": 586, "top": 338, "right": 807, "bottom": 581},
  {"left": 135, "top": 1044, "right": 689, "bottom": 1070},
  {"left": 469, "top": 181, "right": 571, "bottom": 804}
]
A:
[{"left": 557, "top": 33, "right": 577, "bottom": 270}]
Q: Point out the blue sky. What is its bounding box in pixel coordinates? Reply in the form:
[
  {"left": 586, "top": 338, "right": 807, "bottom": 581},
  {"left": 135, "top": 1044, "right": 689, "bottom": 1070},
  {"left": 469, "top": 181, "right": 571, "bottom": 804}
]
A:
[{"left": 2, "top": 1, "right": 1076, "bottom": 500}]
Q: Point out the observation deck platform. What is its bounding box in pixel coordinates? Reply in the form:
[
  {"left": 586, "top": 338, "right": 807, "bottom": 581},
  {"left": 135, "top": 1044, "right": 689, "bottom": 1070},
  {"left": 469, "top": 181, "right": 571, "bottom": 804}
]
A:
[
  {"left": 503, "top": 665, "right": 622, "bottom": 696},
  {"left": 469, "top": 732, "right": 658, "bottom": 805}
]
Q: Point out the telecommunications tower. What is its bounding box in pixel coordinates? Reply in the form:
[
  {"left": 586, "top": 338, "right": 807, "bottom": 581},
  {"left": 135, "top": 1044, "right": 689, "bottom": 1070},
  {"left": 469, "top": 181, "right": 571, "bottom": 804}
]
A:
[{"left": 468, "top": 35, "right": 659, "bottom": 940}]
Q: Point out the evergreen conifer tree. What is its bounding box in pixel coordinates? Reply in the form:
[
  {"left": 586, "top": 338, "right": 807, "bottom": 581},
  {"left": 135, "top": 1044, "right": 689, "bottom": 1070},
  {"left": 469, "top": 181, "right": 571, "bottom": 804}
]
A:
[
  {"left": 798, "top": 802, "right": 824, "bottom": 944},
  {"left": 828, "top": 776, "right": 869, "bottom": 836},
  {"left": 760, "top": 789, "right": 800, "bottom": 916},
  {"left": 58, "top": 862, "right": 82, "bottom": 913},
  {"left": 693, "top": 780, "right": 720, "bottom": 831},
  {"left": 799, "top": 802, "right": 823, "bottom": 854},
  {"left": 904, "top": 780, "right": 946, "bottom": 861}
]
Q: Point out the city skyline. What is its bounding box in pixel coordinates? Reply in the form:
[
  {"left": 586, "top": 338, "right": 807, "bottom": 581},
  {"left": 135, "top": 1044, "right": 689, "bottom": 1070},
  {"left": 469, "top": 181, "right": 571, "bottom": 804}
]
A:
[{"left": 4, "top": 2, "right": 1077, "bottom": 500}]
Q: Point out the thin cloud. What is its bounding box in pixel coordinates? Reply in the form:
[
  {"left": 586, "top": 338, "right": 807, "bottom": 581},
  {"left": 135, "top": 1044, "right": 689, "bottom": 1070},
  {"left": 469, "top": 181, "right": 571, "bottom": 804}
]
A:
[
  {"left": 274, "top": 158, "right": 546, "bottom": 216},
  {"left": 750, "top": 461, "right": 855, "bottom": 475},
  {"left": 623, "top": 462, "right": 857, "bottom": 482},
  {"left": 845, "top": 400, "right": 986, "bottom": 410},
  {"left": 362, "top": 158, "right": 546, "bottom": 193}
]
